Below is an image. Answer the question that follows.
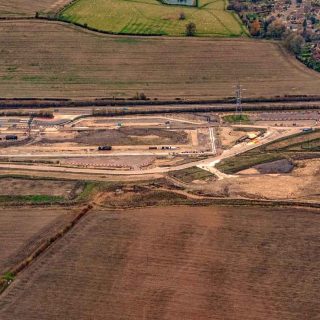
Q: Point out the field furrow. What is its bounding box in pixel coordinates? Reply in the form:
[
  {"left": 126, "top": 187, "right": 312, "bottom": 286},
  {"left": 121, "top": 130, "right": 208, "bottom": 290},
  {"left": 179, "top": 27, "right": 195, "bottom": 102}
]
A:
[
  {"left": 0, "top": 206, "right": 319, "bottom": 319},
  {"left": 0, "top": 20, "right": 319, "bottom": 100}
]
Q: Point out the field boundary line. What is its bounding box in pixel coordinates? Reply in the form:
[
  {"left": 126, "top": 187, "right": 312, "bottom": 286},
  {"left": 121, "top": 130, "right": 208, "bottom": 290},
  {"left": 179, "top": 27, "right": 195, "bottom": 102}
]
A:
[
  {"left": 97, "top": 194, "right": 320, "bottom": 210},
  {"left": 275, "top": 41, "right": 320, "bottom": 78},
  {"left": 0, "top": 18, "right": 317, "bottom": 47},
  {"left": 1, "top": 98, "right": 320, "bottom": 111},
  {"left": 0, "top": 204, "right": 93, "bottom": 296}
]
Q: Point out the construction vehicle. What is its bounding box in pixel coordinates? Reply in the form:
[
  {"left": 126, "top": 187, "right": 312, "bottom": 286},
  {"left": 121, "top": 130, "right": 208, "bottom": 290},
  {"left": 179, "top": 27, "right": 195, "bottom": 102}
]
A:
[
  {"left": 98, "top": 146, "right": 112, "bottom": 151},
  {"left": 5, "top": 135, "right": 18, "bottom": 140}
]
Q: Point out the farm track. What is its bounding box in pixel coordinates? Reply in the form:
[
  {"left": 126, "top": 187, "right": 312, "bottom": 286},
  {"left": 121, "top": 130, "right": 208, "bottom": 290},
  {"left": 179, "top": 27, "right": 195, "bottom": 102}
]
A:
[{"left": 0, "top": 20, "right": 319, "bottom": 100}]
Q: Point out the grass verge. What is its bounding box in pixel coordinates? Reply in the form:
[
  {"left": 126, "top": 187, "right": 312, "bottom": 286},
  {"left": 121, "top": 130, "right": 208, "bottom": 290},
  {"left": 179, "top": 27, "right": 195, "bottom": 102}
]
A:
[
  {"left": 223, "top": 114, "right": 250, "bottom": 124},
  {"left": 0, "top": 195, "right": 65, "bottom": 205},
  {"left": 2, "top": 272, "right": 15, "bottom": 282},
  {"left": 169, "top": 166, "right": 215, "bottom": 183}
]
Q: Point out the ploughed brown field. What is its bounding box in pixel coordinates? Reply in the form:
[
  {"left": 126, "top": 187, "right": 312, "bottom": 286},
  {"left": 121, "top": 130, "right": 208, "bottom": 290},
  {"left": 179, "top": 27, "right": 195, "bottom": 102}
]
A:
[
  {"left": 0, "top": 206, "right": 319, "bottom": 319},
  {"left": 0, "top": 178, "right": 79, "bottom": 196},
  {"left": 0, "top": 0, "right": 69, "bottom": 17},
  {"left": 1, "top": 20, "right": 320, "bottom": 100},
  {"left": 0, "top": 207, "right": 74, "bottom": 274}
]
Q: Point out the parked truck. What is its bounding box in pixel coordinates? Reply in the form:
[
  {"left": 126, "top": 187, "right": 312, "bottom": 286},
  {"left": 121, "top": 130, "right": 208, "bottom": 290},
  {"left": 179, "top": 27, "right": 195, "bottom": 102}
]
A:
[
  {"left": 161, "top": 146, "right": 173, "bottom": 150},
  {"left": 5, "top": 135, "right": 18, "bottom": 140},
  {"left": 98, "top": 146, "right": 112, "bottom": 151}
]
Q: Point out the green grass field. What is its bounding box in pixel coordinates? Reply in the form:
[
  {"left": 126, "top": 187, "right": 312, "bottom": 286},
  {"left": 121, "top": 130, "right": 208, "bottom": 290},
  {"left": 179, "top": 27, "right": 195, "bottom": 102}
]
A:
[
  {"left": 169, "top": 166, "right": 215, "bottom": 183},
  {"left": 223, "top": 114, "right": 250, "bottom": 123},
  {"left": 60, "top": 0, "right": 248, "bottom": 36}
]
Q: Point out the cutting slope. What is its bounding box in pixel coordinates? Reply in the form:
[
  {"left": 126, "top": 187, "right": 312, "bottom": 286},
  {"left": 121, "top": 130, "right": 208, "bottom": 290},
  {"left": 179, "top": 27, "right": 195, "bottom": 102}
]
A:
[
  {"left": 61, "top": 0, "right": 246, "bottom": 36},
  {"left": 0, "top": 20, "right": 319, "bottom": 99},
  {"left": 0, "top": 206, "right": 319, "bottom": 319},
  {"left": 0, "top": 0, "right": 70, "bottom": 17}
]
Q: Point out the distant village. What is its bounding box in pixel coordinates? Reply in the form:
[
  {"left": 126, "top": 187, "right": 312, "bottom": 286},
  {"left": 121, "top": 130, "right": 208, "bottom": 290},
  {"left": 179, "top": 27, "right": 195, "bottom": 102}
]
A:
[{"left": 228, "top": 0, "right": 320, "bottom": 71}]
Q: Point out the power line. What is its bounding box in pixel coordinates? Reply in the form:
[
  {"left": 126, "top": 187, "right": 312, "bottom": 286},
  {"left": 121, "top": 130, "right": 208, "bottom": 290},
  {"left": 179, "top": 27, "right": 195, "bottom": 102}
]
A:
[
  {"left": 234, "top": 82, "right": 246, "bottom": 124},
  {"left": 27, "top": 115, "right": 34, "bottom": 137},
  {"left": 235, "top": 82, "right": 243, "bottom": 116}
]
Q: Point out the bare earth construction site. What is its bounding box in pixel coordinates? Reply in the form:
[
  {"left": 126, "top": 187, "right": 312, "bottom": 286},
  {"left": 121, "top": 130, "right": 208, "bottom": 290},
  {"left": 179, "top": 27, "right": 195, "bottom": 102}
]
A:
[{"left": 0, "top": 0, "right": 319, "bottom": 319}]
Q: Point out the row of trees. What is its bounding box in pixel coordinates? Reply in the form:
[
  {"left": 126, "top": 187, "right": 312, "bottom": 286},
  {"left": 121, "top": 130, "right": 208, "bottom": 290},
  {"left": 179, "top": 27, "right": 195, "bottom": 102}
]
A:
[{"left": 248, "top": 18, "right": 305, "bottom": 54}]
